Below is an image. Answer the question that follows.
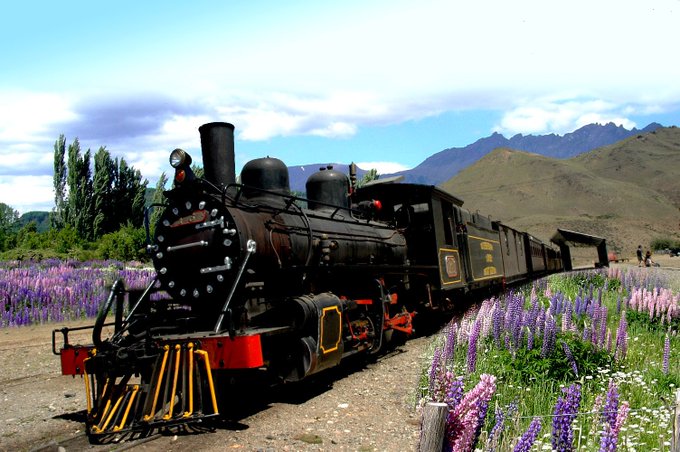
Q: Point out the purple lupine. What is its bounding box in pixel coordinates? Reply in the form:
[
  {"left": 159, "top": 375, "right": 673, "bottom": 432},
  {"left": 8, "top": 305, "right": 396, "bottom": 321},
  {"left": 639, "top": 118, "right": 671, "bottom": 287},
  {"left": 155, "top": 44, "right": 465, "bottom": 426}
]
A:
[
  {"left": 536, "top": 308, "right": 546, "bottom": 339},
  {"left": 429, "top": 347, "right": 442, "bottom": 396},
  {"left": 614, "top": 312, "right": 628, "bottom": 361},
  {"left": 486, "top": 406, "right": 505, "bottom": 452},
  {"left": 511, "top": 309, "right": 524, "bottom": 350},
  {"left": 663, "top": 334, "right": 671, "bottom": 374},
  {"left": 446, "top": 376, "right": 465, "bottom": 412},
  {"left": 471, "top": 396, "right": 491, "bottom": 449},
  {"left": 541, "top": 315, "right": 557, "bottom": 358},
  {"left": 514, "top": 417, "right": 542, "bottom": 452},
  {"left": 551, "top": 383, "right": 582, "bottom": 452},
  {"left": 582, "top": 324, "right": 591, "bottom": 343},
  {"left": 598, "top": 305, "right": 608, "bottom": 349},
  {"left": 1, "top": 260, "right": 156, "bottom": 327},
  {"left": 599, "top": 381, "right": 625, "bottom": 452},
  {"left": 562, "top": 300, "right": 573, "bottom": 333},
  {"left": 601, "top": 380, "right": 619, "bottom": 429},
  {"left": 443, "top": 323, "right": 458, "bottom": 363},
  {"left": 492, "top": 298, "right": 504, "bottom": 347},
  {"left": 526, "top": 326, "right": 535, "bottom": 351},
  {"left": 561, "top": 340, "right": 578, "bottom": 377},
  {"left": 433, "top": 370, "right": 455, "bottom": 405},
  {"left": 467, "top": 319, "right": 481, "bottom": 373},
  {"left": 590, "top": 302, "right": 601, "bottom": 346},
  {"left": 486, "top": 401, "right": 518, "bottom": 451}
]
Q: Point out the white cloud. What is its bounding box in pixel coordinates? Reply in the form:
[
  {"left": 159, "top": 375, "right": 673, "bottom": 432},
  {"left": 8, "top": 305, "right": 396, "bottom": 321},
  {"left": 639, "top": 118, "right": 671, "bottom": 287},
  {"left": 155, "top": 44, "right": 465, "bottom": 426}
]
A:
[
  {"left": 495, "top": 98, "right": 640, "bottom": 136},
  {"left": 0, "top": 175, "right": 54, "bottom": 214},
  {"left": 0, "top": 91, "right": 77, "bottom": 143},
  {"left": 355, "top": 161, "right": 411, "bottom": 174},
  {"left": 214, "top": 91, "right": 390, "bottom": 141}
]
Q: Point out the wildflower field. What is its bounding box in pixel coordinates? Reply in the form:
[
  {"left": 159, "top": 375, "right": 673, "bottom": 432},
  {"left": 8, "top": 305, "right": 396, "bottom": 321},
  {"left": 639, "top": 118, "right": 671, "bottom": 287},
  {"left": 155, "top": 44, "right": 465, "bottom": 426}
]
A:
[
  {"left": 0, "top": 259, "right": 156, "bottom": 327},
  {"left": 419, "top": 267, "right": 680, "bottom": 451}
]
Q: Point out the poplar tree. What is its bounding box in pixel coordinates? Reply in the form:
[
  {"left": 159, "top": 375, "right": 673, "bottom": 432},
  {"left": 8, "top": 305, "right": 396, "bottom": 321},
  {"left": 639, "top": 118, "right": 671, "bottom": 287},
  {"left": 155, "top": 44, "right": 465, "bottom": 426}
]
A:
[
  {"left": 52, "top": 135, "right": 148, "bottom": 241},
  {"left": 92, "top": 146, "right": 116, "bottom": 237},
  {"left": 112, "top": 158, "right": 148, "bottom": 230},
  {"left": 52, "top": 135, "right": 67, "bottom": 229},
  {"left": 149, "top": 172, "right": 168, "bottom": 234}
]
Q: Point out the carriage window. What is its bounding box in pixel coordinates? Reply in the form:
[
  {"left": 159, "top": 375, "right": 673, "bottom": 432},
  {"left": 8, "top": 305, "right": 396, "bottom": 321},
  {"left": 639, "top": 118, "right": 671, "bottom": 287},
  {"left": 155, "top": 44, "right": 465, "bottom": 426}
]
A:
[{"left": 412, "top": 203, "right": 429, "bottom": 213}]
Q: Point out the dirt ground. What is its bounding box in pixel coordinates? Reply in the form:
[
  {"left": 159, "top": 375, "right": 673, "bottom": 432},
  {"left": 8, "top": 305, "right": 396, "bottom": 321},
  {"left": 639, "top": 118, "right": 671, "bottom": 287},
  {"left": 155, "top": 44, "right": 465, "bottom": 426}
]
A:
[{"left": 0, "top": 320, "right": 428, "bottom": 452}]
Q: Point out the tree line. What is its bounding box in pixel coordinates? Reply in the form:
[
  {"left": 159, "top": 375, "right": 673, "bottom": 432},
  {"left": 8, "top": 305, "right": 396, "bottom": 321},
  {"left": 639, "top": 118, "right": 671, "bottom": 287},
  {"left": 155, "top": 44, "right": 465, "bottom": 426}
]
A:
[
  {"left": 0, "top": 135, "right": 154, "bottom": 261},
  {"left": 0, "top": 137, "right": 383, "bottom": 262}
]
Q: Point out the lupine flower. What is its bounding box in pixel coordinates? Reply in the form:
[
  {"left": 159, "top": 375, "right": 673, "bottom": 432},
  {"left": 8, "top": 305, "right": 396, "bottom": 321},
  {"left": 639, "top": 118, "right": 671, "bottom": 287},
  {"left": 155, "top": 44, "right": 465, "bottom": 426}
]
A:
[
  {"left": 514, "top": 417, "right": 541, "bottom": 452},
  {"left": 486, "top": 406, "right": 505, "bottom": 452},
  {"left": 562, "top": 300, "right": 573, "bottom": 332},
  {"left": 429, "top": 347, "right": 442, "bottom": 396},
  {"left": 446, "top": 373, "right": 497, "bottom": 451},
  {"left": 485, "top": 401, "right": 519, "bottom": 451},
  {"left": 561, "top": 340, "right": 578, "bottom": 377},
  {"left": 614, "top": 312, "right": 628, "bottom": 361},
  {"left": 613, "top": 400, "right": 629, "bottom": 434},
  {"left": 471, "top": 396, "right": 490, "bottom": 449},
  {"left": 599, "top": 381, "right": 626, "bottom": 452},
  {"left": 551, "top": 383, "right": 582, "bottom": 452},
  {"left": 601, "top": 380, "right": 619, "bottom": 431},
  {"left": 598, "top": 305, "right": 608, "bottom": 350},
  {"left": 590, "top": 394, "right": 604, "bottom": 439},
  {"left": 466, "top": 319, "right": 481, "bottom": 373},
  {"left": 541, "top": 315, "right": 556, "bottom": 358},
  {"left": 432, "top": 369, "right": 455, "bottom": 405},
  {"left": 627, "top": 286, "right": 679, "bottom": 323},
  {"left": 492, "top": 298, "right": 504, "bottom": 347},
  {"left": 445, "top": 376, "right": 465, "bottom": 411},
  {"left": 1, "top": 259, "right": 156, "bottom": 327},
  {"left": 443, "top": 323, "right": 458, "bottom": 363},
  {"left": 663, "top": 334, "right": 671, "bottom": 374}
]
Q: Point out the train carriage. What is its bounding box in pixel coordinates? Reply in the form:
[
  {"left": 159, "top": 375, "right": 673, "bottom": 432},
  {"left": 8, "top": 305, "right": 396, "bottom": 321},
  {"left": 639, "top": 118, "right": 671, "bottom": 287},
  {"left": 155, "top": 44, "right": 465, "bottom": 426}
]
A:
[
  {"left": 495, "top": 222, "right": 529, "bottom": 284},
  {"left": 525, "top": 233, "right": 548, "bottom": 274}
]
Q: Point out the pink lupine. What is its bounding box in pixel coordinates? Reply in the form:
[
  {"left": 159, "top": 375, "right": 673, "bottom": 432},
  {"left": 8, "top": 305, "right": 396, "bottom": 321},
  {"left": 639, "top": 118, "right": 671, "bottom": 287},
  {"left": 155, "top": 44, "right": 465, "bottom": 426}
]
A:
[{"left": 446, "top": 373, "right": 497, "bottom": 451}]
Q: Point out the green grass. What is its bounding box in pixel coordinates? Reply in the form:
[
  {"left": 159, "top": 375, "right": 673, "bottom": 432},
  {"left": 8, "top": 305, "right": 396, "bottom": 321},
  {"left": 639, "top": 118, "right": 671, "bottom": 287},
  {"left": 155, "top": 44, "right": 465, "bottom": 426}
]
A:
[{"left": 418, "top": 267, "right": 680, "bottom": 450}]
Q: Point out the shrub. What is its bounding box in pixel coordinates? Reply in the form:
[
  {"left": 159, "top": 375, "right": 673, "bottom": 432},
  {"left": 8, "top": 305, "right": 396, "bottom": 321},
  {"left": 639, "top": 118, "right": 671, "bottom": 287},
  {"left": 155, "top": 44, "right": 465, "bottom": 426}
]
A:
[
  {"left": 650, "top": 237, "right": 680, "bottom": 252},
  {"left": 96, "top": 225, "right": 147, "bottom": 261}
]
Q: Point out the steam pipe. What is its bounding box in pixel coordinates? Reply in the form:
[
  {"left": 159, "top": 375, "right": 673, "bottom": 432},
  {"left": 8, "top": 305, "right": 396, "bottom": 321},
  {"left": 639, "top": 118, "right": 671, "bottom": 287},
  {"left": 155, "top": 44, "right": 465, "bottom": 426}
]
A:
[{"left": 198, "top": 122, "right": 236, "bottom": 188}]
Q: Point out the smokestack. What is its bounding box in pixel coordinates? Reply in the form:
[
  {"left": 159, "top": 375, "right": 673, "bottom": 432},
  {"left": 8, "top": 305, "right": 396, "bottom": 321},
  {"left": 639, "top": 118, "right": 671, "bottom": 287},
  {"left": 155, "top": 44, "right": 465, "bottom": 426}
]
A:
[{"left": 198, "top": 122, "right": 236, "bottom": 187}]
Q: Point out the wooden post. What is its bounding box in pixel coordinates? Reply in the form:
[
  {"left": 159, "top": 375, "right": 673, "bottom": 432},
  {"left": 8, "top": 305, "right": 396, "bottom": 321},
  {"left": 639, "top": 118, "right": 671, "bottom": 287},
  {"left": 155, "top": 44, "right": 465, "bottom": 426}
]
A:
[
  {"left": 418, "top": 402, "right": 448, "bottom": 452},
  {"left": 673, "top": 389, "right": 680, "bottom": 452}
]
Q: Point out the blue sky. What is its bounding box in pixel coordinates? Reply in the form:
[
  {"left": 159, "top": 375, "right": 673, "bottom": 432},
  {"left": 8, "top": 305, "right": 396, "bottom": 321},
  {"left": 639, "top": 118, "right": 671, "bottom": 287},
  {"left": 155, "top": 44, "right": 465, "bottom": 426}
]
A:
[{"left": 1, "top": 0, "right": 679, "bottom": 213}]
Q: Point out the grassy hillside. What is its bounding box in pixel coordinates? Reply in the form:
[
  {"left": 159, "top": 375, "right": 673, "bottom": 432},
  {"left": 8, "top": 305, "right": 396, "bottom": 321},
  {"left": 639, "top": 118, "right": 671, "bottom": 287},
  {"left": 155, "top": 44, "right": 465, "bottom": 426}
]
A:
[
  {"left": 440, "top": 127, "right": 680, "bottom": 258},
  {"left": 573, "top": 126, "right": 680, "bottom": 206}
]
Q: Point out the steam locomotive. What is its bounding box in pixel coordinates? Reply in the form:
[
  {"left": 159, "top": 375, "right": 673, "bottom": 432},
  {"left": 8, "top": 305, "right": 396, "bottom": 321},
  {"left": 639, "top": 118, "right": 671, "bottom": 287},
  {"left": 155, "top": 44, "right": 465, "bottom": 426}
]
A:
[{"left": 53, "top": 122, "right": 564, "bottom": 437}]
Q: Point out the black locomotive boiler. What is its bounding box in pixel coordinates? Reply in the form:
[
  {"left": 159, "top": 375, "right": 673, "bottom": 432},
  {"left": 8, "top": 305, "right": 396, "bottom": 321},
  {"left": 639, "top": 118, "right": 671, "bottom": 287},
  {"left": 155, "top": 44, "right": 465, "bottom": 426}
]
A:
[{"left": 53, "top": 122, "right": 565, "bottom": 437}]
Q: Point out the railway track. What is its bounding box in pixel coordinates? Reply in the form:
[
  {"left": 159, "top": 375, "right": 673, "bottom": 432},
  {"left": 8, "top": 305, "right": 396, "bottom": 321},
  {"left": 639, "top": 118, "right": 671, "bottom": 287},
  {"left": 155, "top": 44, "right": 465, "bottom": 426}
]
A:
[
  {"left": 31, "top": 431, "right": 164, "bottom": 452},
  {"left": 1, "top": 333, "right": 427, "bottom": 452}
]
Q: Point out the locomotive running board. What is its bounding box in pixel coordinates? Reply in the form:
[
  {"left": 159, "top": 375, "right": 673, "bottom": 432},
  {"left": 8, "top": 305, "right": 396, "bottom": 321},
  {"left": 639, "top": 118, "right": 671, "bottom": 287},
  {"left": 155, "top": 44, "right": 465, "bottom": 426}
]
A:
[{"left": 85, "top": 342, "right": 219, "bottom": 437}]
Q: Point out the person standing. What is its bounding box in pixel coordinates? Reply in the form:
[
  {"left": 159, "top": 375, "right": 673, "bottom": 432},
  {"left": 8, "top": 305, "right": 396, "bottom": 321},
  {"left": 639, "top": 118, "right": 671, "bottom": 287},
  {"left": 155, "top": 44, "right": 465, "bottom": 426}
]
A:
[{"left": 637, "top": 245, "right": 643, "bottom": 267}]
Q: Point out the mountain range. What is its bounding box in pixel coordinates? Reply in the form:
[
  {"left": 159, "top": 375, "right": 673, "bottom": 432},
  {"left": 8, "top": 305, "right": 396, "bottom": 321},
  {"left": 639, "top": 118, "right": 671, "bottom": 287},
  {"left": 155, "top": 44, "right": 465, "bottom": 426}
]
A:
[
  {"left": 287, "top": 122, "right": 662, "bottom": 191},
  {"left": 440, "top": 126, "right": 680, "bottom": 257}
]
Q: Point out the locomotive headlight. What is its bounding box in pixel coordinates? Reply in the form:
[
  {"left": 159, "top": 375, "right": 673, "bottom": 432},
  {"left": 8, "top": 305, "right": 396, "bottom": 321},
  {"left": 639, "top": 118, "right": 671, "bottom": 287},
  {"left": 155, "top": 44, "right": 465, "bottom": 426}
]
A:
[{"left": 169, "top": 148, "right": 192, "bottom": 168}]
